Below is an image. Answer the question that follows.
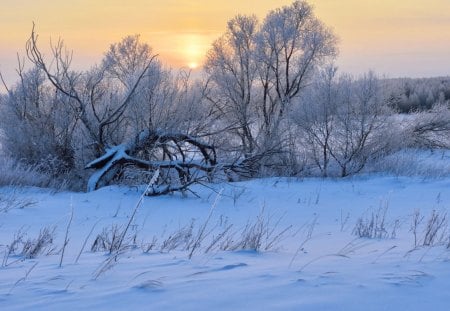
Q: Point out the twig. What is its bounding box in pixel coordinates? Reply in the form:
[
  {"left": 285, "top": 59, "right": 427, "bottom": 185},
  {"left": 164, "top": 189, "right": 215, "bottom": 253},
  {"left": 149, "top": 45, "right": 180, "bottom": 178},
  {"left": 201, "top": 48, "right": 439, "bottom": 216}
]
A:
[
  {"left": 116, "top": 169, "right": 159, "bottom": 253},
  {"left": 9, "top": 262, "right": 38, "bottom": 295},
  {"left": 75, "top": 219, "right": 101, "bottom": 264},
  {"left": 59, "top": 200, "right": 74, "bottom": 267},
  {"left": 297, "top": 254, "right": 349, "bottom": 272},
  {"left": 371, "top": 245, "right": 397, "bottom": 264},
  {"left": 188, "top": 188, "right": 223, "bottom": 259},
  {"left": 93, "top": 170, "right": 159, "bottom": 279},
  {"left": 289, "top": 236, "right": 312, "bottom": 268}
]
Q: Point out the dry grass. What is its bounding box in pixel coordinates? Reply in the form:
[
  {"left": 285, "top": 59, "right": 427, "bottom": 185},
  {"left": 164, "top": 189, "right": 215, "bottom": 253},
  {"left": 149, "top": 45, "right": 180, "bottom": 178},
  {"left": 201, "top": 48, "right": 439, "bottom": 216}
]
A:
[
  {"left": 0, "top": 189, "right": 36, "bottom": 213},
  {"left": 353, "top": 203, "right": 399, "bottom": 239},
  {"left": 410, "top": 209, "right": 448, "bottom": 247},
  {"left": 21, "top": 227, "right": 57, "bottom": 259}
]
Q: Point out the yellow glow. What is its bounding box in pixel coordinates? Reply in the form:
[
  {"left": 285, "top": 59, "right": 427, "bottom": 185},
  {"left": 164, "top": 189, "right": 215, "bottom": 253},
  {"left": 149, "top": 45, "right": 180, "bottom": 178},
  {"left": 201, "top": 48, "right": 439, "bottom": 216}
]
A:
[
  {"left": 1, "top": 0, "right": 450, "bottom": 88},
  {"left": 182, "top": 34, "right": 204, "bottom": 68},
  {"left": 188, "top": 62, "right": 199, "bottom": 69}
]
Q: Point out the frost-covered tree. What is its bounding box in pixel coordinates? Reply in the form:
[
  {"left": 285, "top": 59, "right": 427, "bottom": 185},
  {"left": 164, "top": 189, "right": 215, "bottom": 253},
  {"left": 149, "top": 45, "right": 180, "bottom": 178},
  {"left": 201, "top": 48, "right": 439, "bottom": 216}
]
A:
[
  {"left": 205, "top": 15, "right": 259, "bottom": 157},
  {"left": 0, "top": 64, "right": 77, "bottom": 173},
  {"left": 255, "top": 0, "right": 337, "bottom": 146},
  {"left": 205, "top": 1, "right": 337, "bottom": 169},
  {"left": 329, "top": 72, "right": 393, "bottom": 176},
  {"left": 294, "top": 70, "right": 396, "bottom": 177},
  {"left": 5, "top": 2, "right": 450, "bottom": 191},
  {"left": 385, "top": 77, "right": 450, "bottom": 113},
  {"left": 102, "top": 35, "right": 157, "bottom": 90},
  {"left": 25, "top": 27, "right": 159, "bottom": 158},
  {"left": 294, "top": 65, "right": 339, "bottom": 176}
]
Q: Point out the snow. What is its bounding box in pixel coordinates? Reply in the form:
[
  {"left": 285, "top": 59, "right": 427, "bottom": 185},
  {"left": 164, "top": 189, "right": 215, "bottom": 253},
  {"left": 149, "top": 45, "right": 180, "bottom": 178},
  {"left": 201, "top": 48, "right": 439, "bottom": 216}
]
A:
[
  {"left": 86, "top": 145, "right": 128, "bottom": 192},
  {"left": 1, "top": 176, "right": 450, "bottom": 310}
]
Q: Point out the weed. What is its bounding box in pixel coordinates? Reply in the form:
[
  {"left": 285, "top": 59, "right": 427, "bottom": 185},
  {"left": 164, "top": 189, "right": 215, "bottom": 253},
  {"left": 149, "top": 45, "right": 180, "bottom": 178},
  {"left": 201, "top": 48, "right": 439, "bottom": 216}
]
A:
[
  {"left": 409, "top": 209, "right": 448, "bottom": 247},
  {"left": 160, "top": 220, "right": 195, "bottom": 253},
  {"left": 224, "top": 208, "right": 292, "bottom": 252},
  {"left": 410, "top": 209, "right": 424, "bottom": 247},
  {"left": 8, "top": 262, "right": 38, "bottom": 295},
  {"left": 141, "top": 236, "right": 158, "bottom": 253},
  {"left": 353, "top": 204, "right": 398, "bottom": 239},
  {"left": 0, "top": 189, "right": 36, "bottom": 213},
  {"left": 91, "top": 224, "right": 126, "bottom": 253},
  {"left": 2, "top": 229, "right": 26, "bottom": 266},
  {"left": 75, "top": 220, "right": 101, "bottom": 264},
  {"left": 340, "top": 209, "right": 350, "bottom": 232},
  {"left": 21, "top": 227, "right": 56, "bottom": 259},
  {"left": 59, "top": 203, "right": 74, "bottom": 267},
  {"left": 188, "top": 189, "right": 222, "bottom": 258},
  {"left": 422, "top": 210, "right": 447, "bottom": 246}
]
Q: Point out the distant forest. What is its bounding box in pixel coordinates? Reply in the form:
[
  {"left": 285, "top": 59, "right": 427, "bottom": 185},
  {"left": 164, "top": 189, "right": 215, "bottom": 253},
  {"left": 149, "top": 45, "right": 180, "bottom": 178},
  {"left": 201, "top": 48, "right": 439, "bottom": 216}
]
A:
[{"left": 385, "top": 77, "right": 450, "bottom": 113}]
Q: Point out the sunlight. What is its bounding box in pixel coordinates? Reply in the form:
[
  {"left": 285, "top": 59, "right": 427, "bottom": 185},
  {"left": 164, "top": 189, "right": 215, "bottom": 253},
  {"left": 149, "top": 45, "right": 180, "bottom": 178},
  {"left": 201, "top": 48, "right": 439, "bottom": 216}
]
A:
[
  {"left": 181, "top": 34, "right": 208, "bottom": 69},
  {"left": 188, "top": 62, "right": 199, "bottom": 69}
]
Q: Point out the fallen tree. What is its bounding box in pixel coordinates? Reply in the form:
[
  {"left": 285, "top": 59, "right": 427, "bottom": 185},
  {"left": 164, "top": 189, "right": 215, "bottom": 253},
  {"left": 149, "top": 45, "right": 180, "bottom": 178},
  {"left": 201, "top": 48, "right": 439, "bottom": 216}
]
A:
[
  {"left": 85, "top": 129, "right": 275, "bottom": 195},
  {"left": 85, "top": 129, "right": 217, "bottom": 195}
]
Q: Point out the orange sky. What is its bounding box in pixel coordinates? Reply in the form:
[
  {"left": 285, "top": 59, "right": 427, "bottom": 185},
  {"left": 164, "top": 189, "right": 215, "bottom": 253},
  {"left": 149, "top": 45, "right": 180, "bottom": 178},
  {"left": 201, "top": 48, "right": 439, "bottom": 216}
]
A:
[{"left": 1, "top": 0, "right": 450, "bottom": 89}]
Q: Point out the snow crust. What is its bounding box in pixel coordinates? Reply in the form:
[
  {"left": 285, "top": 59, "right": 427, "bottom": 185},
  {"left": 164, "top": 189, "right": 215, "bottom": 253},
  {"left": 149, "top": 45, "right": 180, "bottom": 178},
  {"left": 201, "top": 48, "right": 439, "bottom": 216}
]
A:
[{"left": 1, "top": 176, "right": 450, "bottom": 310}]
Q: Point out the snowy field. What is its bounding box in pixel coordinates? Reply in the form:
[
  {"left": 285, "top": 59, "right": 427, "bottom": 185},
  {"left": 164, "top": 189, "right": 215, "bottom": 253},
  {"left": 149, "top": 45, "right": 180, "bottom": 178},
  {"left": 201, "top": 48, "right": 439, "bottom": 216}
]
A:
[{"left": 1, "top": 175, "right": 450, "bottom": 310}]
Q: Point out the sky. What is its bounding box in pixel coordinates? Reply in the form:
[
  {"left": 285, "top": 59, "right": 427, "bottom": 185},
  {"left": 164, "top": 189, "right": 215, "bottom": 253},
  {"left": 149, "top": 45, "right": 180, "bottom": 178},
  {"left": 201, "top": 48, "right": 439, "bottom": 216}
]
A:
[{"left": 1, "top": 0, "right": 450, "bottom": 90}]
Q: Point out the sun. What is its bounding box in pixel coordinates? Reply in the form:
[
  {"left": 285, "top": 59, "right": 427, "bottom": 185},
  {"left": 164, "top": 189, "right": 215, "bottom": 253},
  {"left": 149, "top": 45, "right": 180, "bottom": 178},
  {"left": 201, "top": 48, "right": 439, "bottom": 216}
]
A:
[
  {"left": 182, "top": 34, "right": 206, "bottom": 70},
  {"left": 188, "top": 62, "right": 199, "bottom": 69}
]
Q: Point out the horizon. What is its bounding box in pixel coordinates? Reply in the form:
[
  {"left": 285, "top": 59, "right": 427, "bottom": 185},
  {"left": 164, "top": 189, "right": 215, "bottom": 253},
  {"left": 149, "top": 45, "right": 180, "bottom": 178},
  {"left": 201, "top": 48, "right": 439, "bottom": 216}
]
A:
[{"left": 1, "top": 0, "right": 450, "bottom": 91}]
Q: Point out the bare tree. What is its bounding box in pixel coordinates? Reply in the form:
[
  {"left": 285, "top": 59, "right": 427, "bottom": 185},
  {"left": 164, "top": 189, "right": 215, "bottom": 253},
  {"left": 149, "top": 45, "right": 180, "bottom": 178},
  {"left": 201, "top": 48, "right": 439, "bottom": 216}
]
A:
[
  {"left": 205, "top": 15, "right": 259, "bottom": 157},
  {"left": 293, "top": 70, "right": 397, "bottom": 177},
  {"left": 255, "top": 0, "right": 338, "bottom": 146},
  {"left": 0, "top": 63, "right": 77, "bottom": 173},
  {"left": 294, "top": 65, "right": 338, "bottom": 176},
  {"left": 204, "top": 2, "right": 337, "bottom": 176},
  {"left": 329, "top": 72, "right": 393, "bottom": 177},
  {"left": 102, "top": 34, "right": 157, "bottom": 90},
  {"left": 26, "top": 26, "right": 158, "bottom": 158}
]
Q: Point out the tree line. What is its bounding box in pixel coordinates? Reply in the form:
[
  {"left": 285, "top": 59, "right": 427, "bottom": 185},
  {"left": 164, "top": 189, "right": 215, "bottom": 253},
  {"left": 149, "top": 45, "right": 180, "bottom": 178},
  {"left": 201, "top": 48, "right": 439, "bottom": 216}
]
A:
[{"left": 1, "top": 1, "right": 449, "bottom": 193}]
